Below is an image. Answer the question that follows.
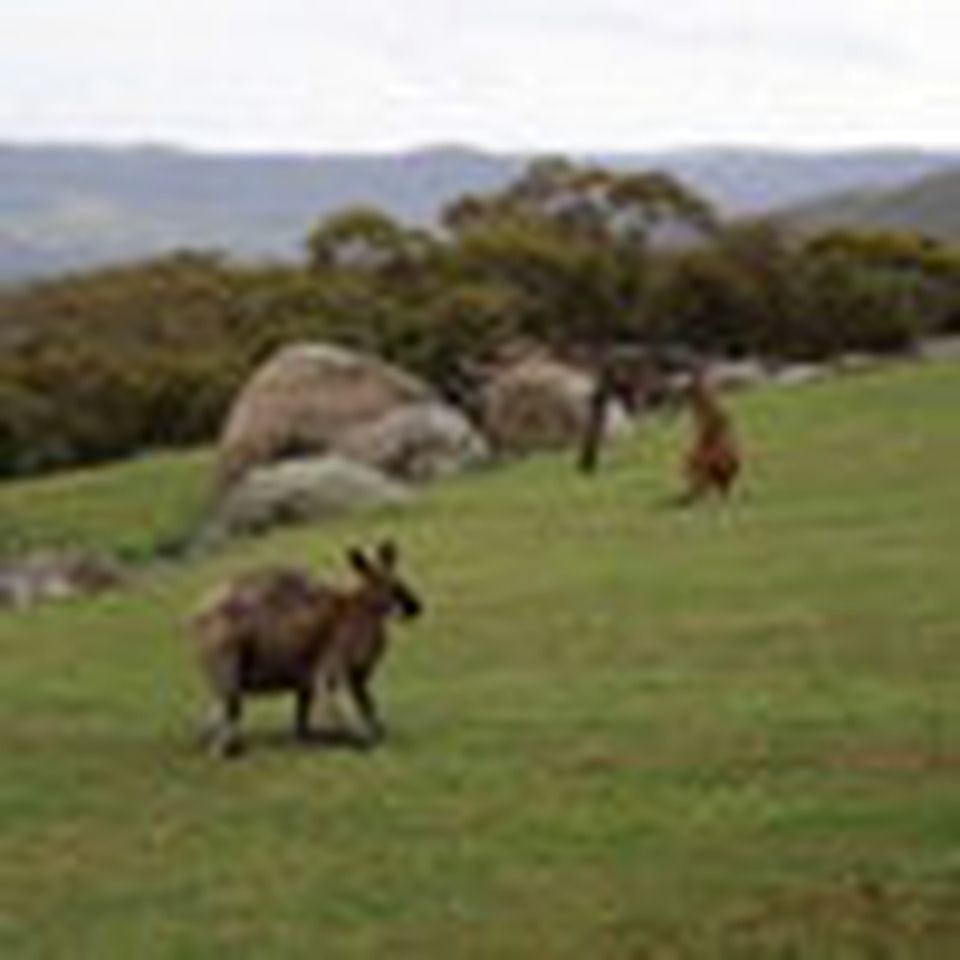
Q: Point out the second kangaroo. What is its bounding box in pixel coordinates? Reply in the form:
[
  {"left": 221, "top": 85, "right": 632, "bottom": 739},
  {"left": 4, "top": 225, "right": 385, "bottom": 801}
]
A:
[{"left": 676, "top": 368, "right": 742, "bottom": 505}]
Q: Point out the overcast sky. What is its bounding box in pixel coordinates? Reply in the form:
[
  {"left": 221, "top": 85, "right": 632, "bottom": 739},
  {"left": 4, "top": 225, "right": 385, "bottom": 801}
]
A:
[{"left": 1, "top": 0, "right": 957, "bottom": 153}]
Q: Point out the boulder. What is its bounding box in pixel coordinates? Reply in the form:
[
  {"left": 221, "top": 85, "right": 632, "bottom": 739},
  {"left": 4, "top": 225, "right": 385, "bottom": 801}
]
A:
[
  {"left": 772, "top": 363, "right": 827, "bottom": 387},
  {"left": 481, "top": 356, "right": 631, "bottom": 455},
  {"left": 831, "top": 352, "right": 888, "bottom": 376},
  {"left": 710, "top": 358, "right": 770, "bottom": 391},
  {"left": 918, "top": 336, "right": 960, "bottom": 363},
  {"left": 334, "top": 403, "right": 489, "bottom": 483},
  {"left": 205, "top": 456, "right": 412, "bottom": 540},
  {"left": 217, "top": 343, "right": 436, "bottom": 489},
  {"left": 0, "top": 551, "right": 126, "bottom": 611}
]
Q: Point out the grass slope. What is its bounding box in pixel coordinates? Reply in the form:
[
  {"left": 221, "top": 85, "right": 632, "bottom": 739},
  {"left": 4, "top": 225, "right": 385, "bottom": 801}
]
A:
[
  {"left": 780, "top": 166, "right": 960, "bottom": 242},
  {"left": 0, "top": 450, "right": 212, "bottom": 562},
  {"left": 1, "top": 362, "right": 958, "bottom": 957}
]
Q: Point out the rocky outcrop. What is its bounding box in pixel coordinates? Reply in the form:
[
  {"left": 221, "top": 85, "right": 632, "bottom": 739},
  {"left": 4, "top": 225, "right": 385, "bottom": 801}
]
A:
[
  {"left": 204, "top": 456, "right": 412, "bottom": 541},
  {"left": 216, "top": 343, "right": 436, "bottom": 490},
  {"left": 335, "top": 402, "right": 489, "bottom": 482},
  {"left": 0, "top": 551, "right": 126, "bottom": 611},
  {"left": 481, "top": 356, "right": 630, "bottom": 455}
]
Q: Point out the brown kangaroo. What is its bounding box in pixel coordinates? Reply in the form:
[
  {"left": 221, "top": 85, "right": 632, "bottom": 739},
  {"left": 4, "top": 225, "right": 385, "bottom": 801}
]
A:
[
  {"left": 188, "top": 541, "right": 422, "bottom": 756},
  {"left": 676, "top": 368, "right": 741, "bottom": 505}
]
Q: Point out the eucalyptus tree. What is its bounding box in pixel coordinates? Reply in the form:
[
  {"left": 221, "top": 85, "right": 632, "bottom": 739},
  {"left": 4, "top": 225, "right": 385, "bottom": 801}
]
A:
[{"left": 444, "top": 157, "right": 718, "bottom": 471}]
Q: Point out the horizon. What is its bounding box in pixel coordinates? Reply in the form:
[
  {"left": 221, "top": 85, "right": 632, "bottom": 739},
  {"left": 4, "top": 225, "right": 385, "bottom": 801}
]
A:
[{"left": 3, "top": 138, "right": 960, "bottom": 161}]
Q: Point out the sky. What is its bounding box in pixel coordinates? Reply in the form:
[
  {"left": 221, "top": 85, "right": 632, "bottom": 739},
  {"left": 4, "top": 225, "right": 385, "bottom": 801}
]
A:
[{"left": 1, "top": 0, "right": 958, "bottom": 154}]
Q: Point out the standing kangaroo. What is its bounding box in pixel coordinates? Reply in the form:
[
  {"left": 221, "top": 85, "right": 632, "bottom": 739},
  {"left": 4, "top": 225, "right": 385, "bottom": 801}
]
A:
[
  {"left": 676, "top": 369, "right": 741, "bottom": 505},
  {"left": 188, "top": 541, "right": 422, "bottom": 756}
]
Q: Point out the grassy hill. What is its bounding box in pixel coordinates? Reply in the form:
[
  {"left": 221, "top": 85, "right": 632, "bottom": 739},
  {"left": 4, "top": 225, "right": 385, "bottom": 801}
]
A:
[
  {"left": 0, "top": 361, "right": 958, "bottom": 957},
  {"left": 0, "top": 449, "right": 212, "bottom": 563},
  {"left": 779, "top": 167, "right": 960, "bottom": 242}
]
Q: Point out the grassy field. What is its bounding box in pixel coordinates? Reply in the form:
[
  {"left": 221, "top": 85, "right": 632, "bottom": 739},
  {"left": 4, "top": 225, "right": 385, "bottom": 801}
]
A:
[
  {"left": 0, "top": 361, "right": 958, "bottom": 958},
  {"left": 0, "top": 449, "right": 213, "bottom": 563}
]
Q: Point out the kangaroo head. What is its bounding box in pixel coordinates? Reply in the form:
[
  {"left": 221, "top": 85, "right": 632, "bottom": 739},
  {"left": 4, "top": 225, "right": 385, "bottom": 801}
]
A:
[{"left": 347, "top": 540, "right": 423, "bottom": 620}]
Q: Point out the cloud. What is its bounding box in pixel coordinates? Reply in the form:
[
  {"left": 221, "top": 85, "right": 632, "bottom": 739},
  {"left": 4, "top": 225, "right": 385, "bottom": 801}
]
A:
[{"left": 0, "top": 0, "right": 957, "bottom": 150}]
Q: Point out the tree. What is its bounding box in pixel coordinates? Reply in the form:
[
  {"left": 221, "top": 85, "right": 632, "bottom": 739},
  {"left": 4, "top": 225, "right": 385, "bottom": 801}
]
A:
[
  {"left": 442, "top": 157, "right": 718, "bottom": 351},
  {"left": 645, "top": 219, "right": 809, "bottom": 356},
  {"left": 305, "top": 206, "right": 435, "bottom": 283},
  {"left": 796, "top": 229, "right": 960, "bottom": 354}
]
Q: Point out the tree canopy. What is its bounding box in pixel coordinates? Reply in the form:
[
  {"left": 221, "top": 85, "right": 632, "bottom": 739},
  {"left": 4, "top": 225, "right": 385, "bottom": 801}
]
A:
[{"left": 1, "top": 158, "right": 958, "bottom": 479}]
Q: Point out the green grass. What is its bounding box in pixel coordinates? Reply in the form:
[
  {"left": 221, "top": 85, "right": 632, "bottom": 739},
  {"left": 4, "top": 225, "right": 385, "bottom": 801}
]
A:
[
  {"left": 0, "top": 450, "right": 212, "bottom": 562},
  {"left": 1, "top": 361, "right": 958, "bottom": 958}
]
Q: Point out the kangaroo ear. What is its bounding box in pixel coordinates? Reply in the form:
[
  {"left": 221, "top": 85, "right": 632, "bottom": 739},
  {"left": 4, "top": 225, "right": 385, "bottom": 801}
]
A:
[
  {"left": 377, "top": 539, "right": 398, "bottom": 569},
  {"left": 347, "top": 547, "right": 373, "bottom": 575}
]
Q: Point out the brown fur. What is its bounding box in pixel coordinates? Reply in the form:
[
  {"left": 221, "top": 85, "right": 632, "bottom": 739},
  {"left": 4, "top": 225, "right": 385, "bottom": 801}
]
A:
[
  {"left": 677, "top": 370, "right": 742, "bottom": 504},
  {"left": 188, "top": 541, "right": 422, "bottom": 756}
]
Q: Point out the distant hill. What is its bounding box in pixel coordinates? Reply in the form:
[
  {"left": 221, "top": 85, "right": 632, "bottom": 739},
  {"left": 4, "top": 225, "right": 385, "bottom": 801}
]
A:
[
  {"left": 0, "top": 145, "right": 526, "bottom": 282},
  {"left": 595, "top": 148, "right": 960, "bottom": 216},
  {"left": 2, "top": 143, "right": 958, "bottom": 282},
  {"left": 774, "top": 167, "right": 960, "bottom": 241}
]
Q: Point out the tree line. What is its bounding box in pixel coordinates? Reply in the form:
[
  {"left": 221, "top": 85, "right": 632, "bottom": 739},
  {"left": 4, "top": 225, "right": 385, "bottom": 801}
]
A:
[{"left": 1, "top": 158, "right": 958, "bottom": 478}]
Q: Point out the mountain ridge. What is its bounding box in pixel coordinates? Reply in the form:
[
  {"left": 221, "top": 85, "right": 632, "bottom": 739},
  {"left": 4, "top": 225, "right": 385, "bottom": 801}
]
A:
[
  {"left": 2, "top": 143, "right": 958, "bottom": 282},
  {"left": 773, "top": 166, "right": 960, "bottom": 240}
]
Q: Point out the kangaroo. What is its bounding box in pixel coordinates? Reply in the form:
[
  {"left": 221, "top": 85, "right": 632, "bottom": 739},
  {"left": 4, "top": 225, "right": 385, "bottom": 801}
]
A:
[
  {"left": 676, "top": 368, "right": 741, "bottom": 505},
  {"left": 188, "top": 541, "right": 422, "bottom": 756}
]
